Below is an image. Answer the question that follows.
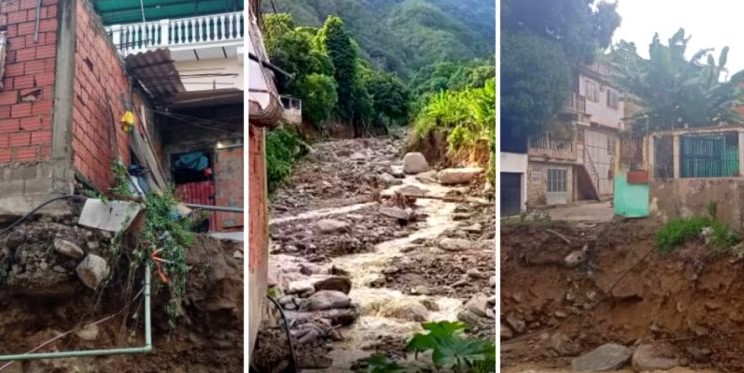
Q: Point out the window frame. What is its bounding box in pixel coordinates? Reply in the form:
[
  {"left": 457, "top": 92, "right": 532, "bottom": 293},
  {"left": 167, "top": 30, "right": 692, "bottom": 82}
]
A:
[{"left": 547, "top": 168, "right": 568, "bottom": 193}]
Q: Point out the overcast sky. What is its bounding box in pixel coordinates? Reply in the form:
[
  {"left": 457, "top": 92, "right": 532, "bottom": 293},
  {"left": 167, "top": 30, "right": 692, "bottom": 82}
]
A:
[{"left": 612, "top": 0, "right": 744, "bottom": 75}]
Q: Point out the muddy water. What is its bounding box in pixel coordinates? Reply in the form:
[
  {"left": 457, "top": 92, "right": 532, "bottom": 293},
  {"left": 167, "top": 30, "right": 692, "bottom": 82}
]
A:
[
  {"left": 310, "top": 177, "right": 463, "bottom": 370},
  {"left": 504, "top": 366, "right": 717, "bottom": 373}
]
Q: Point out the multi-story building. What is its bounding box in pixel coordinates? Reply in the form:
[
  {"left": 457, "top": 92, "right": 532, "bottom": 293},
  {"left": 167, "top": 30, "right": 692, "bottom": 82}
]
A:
[{"left": 526, "top": 61, "right": 625, "bottom": 207}]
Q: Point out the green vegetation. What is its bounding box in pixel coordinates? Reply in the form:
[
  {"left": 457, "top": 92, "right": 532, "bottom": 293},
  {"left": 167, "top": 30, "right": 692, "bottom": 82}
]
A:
[
  {"left": 365, "top": 321, "right": 496, "bottom": 372},
  {"left": 264, "top": 14, "right": 411, "bottom": 133},
  {"left": 413, "top": 78, "right": 495, "bottom": 181},
  {"left": 500, "top": 0, "right": 620, "bottom": 150},
  {"left": 261, "top": 0, "right": 494, "bottom": 77},
  {"left": 656, "top": 217, "right": 740, "bottom": 253},
  {"left": 610, "top": 29, "right": 744, "bottom": 131},
  {"left": 265, "top": 128, "right": 307, "bottom": 191}
]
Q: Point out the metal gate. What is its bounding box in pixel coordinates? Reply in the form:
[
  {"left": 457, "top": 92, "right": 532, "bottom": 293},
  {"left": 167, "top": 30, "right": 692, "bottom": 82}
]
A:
[{"left": 501, "top": 172, "right": 522, "bottom": 216}]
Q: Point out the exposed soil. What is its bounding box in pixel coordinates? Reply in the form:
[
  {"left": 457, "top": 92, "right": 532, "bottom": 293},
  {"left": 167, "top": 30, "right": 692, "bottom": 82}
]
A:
[
  {"left": 0, "top": 220, "right": 243, "bottom": 373},
  {"left": 501, "top": 219, "right": 744, "bottom": 372}
]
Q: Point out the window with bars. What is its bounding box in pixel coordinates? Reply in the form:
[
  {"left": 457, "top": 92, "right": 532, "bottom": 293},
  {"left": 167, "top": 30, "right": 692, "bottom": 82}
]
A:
[
  {"left": 585, "top": 80, "right": 599, "bottom": 102},
  {"left": 547, "top": 168, "right": 567, "bottom": 193},
  {"left": 607, "top": 90, "right": 619, "bottom": 109},
  {"left": 680, "top": 132, "right": 739, "bottom": 178}
]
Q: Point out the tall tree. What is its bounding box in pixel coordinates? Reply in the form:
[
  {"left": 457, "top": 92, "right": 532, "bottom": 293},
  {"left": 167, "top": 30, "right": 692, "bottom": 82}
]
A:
[
  {"left": 501, "top": 32, "right": 571, "bottom": 152},
  {"left": 611, "top": 29, "right": 744, "bottom": 131},
  {"left": 502, "top": 0, "right": 621, "bottom": 64}
]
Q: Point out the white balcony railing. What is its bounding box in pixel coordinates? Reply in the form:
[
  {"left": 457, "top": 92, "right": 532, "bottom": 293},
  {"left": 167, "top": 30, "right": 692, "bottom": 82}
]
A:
[{"left": 106, "top": 11, "right": 244, "bottom": 56}]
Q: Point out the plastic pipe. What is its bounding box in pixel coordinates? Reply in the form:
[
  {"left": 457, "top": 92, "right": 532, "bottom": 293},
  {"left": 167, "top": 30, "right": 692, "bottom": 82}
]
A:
[{"left": 0, "top": 266, "right": 153, "bottom": 361}]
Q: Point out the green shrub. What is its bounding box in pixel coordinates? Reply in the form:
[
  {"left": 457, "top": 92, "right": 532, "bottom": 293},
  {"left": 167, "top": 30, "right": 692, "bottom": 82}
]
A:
[
  {"left": 656, "top": 217, "right": 741, "bottom": 253},
  {"left": 265, "top": 128, "right": 306, "bottom": 191}
]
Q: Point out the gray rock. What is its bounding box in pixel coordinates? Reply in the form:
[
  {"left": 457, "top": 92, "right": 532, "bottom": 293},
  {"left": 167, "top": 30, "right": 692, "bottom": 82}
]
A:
[
  {"left": 76, "top": 254, "right": 110, "bottom": 290},
  {"left": 379, "top": 299, "right": 429, "bottom": 322},
  {"left": 505, "top": 314, "right": 526, "bottom": 334},
  {"left": 464, "top": 293, "right": 490, "bottom": 318},
  {"left": 379, "top": 206, "right": 412, "bottom": 220},
  {"left": 439, "top": 237, "right": 472, "bottom": 251},
  {"left": 390, "top": 165, "right": 405, "bottom": 178},
  {"left": 466, "top": 268, "right": 486, "bottom": 279},
  {"left": 286, "top": 280, "right": 315, "bottom": 295},
  {"left": 416, "top": 170, "right": 438, "bottom": 184},
  {"left": 379, "top": 173, "right": 403, "bottom": 186},
  {"left": 565, "top": 248, "right": 588, "bottom": 267},
  {"left": 550, "top": 332, "right": 580, "bottom": 356},
  {"left": 76, "top": 323, "right": 99, "bottom": 341},
  {"left": 304, "top": 290, "right": 351, "bottom": 311},
  {"left": 572, "top": 343, "right": 632, "bottom": 371},
  {"left": 54, "top": 238, "right": 84, "bottom": 259},
  {"left": 420, "top": 298, "right": 439, "bottom": 311},
  {"left": 313, "top": 276, "right": 352, "bottom": 295},
  {"left": 403, "top": 152, "right": 429, "bottom": 174},
  {"left": 316, "top": 219, "right": 349, "bottom": 234},
  {"left": 632, "top": 343, "right": 682, "bottom": 371},
  {"left": 437, "top": 167, "right": 484, "bottom": 185}
]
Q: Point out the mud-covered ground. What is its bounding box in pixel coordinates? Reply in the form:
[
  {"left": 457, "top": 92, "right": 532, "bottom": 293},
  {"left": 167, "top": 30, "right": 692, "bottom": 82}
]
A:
[
  {"left": 0, "top": 219, "right": 243, "bottom": 373},
  {"left": 501, "top": 219, "right": 744, "bottom": 372}
]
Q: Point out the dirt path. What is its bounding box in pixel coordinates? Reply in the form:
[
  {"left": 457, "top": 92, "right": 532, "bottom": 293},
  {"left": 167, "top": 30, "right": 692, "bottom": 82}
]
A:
[{"left": 262, "top": 134, "right": 495, "bottom": 371}]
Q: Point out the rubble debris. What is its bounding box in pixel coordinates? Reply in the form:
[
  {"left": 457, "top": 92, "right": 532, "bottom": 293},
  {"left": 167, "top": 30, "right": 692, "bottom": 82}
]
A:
[
  {"left": 75, "top": 254, "right": 111, "bottom": 290},
  {"left": 54, "top": 238, "right": 85, "bottom": 258}
]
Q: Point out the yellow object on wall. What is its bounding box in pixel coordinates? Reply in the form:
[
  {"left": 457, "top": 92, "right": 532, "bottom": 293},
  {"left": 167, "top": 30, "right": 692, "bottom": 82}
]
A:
[{"left": 120, "top": 111, "right": 135, "bottom": 133}]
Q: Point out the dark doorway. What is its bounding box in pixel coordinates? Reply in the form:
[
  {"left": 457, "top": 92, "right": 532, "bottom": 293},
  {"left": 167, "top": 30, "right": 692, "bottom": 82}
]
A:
[{"left": 501, "top": 172, "right": 522, "bottom": 216}]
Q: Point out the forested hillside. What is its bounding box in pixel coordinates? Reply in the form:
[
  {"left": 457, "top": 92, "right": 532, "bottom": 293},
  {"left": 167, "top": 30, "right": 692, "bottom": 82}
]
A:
[{"left": 260, "top": 0, "right": 495, "bottom": 77}]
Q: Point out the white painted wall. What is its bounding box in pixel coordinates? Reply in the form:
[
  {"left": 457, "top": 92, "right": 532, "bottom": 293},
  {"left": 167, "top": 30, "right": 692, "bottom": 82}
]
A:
[
  {"left": 501, "top": 152, "right": 528, "bottom": 211},
  {"left": 584, "top": 129, "right": 616, "bottom": 196},
  {"left": 578, "top": 74, "right": 625, "bottom": 130}
]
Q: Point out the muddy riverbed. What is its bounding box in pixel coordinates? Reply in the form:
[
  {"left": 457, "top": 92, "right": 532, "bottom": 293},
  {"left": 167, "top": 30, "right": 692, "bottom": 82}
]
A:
[{"left": 254, "top": 134, "right": 495, "bottom": 371}]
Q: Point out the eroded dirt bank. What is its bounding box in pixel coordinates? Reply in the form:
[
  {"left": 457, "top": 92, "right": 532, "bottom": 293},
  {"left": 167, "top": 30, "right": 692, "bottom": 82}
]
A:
[
  {"left": 0, "top": 219, "right": 243, "bottom": 373},
  {"left": 501, "top": 219, "right": 744, "bottom": 372}
]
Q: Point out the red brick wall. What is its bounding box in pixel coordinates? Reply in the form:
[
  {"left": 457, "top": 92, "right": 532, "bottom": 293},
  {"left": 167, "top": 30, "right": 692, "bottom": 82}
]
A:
[
  {"left": 71, "top": 0, "right": 131, "bottom": 191},
  {"left": 0, "top": 0, "right": 58, "bottom": 164},
  {"left": 214, "top": 146, "right": 244, "bottom": 231},
  {"left": 249, "top": 125, "right": 266, "bottom": 273}
]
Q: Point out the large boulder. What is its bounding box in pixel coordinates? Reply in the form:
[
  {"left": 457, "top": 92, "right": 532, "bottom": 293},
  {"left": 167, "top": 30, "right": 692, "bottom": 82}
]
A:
[
  {"left": 439, "top": 237, "right": 472, "bottom": 251},
  {"left": 632, "top": 343, "right": 682, "bottom": 371},
  {"left": 572, "top": 343, "right": 632, "bottom": 371},
  {"left": 304, "top": 290, "right": 351, "bottom": 311},
  {"left": 379, "top": 299, "right": 429, "bottom": 322},
  {"left": 316, "top": 219, "right": 349, "bottom": 234},
  {"left": 403, "top": 152, "right": 430, "bottom": 174},
  {"left": 313, "top": 276, "right": 352, "bottom": 294},
  {"left": 437, "top": 167, "right": 484, "bottom": 185},
  {"left": 76, "top": 254, "right": 111, "bottom": 290}
]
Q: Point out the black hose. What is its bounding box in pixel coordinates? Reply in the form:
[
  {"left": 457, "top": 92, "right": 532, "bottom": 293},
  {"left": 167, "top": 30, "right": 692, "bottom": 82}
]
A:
[
  {"left": 0, "top": 195, "right": 88, "bottom": 237},
  {"left": 266, "top": 295, "right": 298, "bottom": 373}
]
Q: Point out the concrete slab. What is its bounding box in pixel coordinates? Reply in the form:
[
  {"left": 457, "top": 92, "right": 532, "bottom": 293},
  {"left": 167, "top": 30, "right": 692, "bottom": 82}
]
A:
[
  {"left": 209, "top": 231, "right": 244, "bottom": 242},
  {"left": 77, "top": 199, "right": 143, "bottom": 232},
  {"left": 547, "top": 201, "right": 614, "bottom": 222}
]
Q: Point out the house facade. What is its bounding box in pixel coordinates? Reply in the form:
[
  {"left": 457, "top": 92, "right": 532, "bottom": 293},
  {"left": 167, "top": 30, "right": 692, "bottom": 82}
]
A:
[
  {"left": 0, "top": 0, "right": 244, "bottom": 232},
  {"left": 526, "top": 62, "right": 625, "bottom": 207}
]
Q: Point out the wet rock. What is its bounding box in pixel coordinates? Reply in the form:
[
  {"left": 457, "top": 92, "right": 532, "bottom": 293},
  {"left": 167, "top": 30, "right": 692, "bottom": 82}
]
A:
[
  {"left": 403, "top": 152, "right": 429, "bottom": 174},
  {"left": 467, "top": 268, "right": 487, "bottom": 279},
  {"left": 632, "top": 343, "right": 682, "bottom": 371},
  {"left": 379, "top": 206, "right": 412, "bottom": 220},
  {"left": 379, "top": 173, "right": 403, "bottom": 186},
  {"left": 350, "top": 152, "right": 366, "bottom": 161},
  {"left": 287, "top": 280, "right": 315, "bottom": 295},
  {"left": 54, "top": 238, "right": 84, "bottom": 259},
  {"left": 382, "top": 266, "right": 400, "bottom": 275},
  {"left": 410, "top": 286, "right": 431, "bottom": 295},
  {"left": 464, "top": 293, "right": 491, "bottom": 318},
  {"left": 76, "top": 254, "right": 110, "bottom": 290},
  {"left": 390, "top": 165, "right": 405, "bottom": 178},
  {"left": 462, "top": 223, "right": 483, "bottom": 233},
  {"left": 439, "top": 237, "right": 472, "bottom": 251},
  {"left": 420, "top": 298, "right": 439, "bottom": 311},
  {"left": 505, "top": 314, "right": 526, "bottom": 334},
  {"left": 316, "top": 219, "right": 349, "bottom": 234},
  {"left": 437, "top": 167, "right": 483, "bottom": 185},
  {"left": 233, "top": 250, "right": 243, "bottom": 259},
  {"left": 415, "top": 170, "right": 438, "bottom": 184},
  {"left": 379, "top": 299, "right": 429, "bottom": 322},
  {"left": 304, "top": 290, "right": 351, "bottom": 311},
  {"left": 76, "top": 323, "right": 99, "bottom": 341},
  {"left": 52, "top": 265, "right": 66, "bottom": 273},
  {"left": 572, "top": 343, "right": 632, "bottom": 371},
  {"left": 313, "top": 276, "right": 352, "bottom": 295}
]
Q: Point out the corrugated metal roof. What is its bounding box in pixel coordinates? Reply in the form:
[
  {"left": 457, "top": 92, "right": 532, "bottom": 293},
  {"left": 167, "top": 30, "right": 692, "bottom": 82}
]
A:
[
  {"left": 125, "top": 49, "right": 186, "bottom": 98},
  {"left": 164, "top": 88, "right": 243, "bottom": 109},
  {"left": 93, "top": 0, "right": 244, "bottom": 26}
]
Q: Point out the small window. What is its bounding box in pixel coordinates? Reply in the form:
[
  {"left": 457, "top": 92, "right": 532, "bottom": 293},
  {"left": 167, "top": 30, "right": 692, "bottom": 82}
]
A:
[
  {"left": 585, "top": 80, "right": 599, "bottom": 102},
  {"left": 547, "top": 168, "right": 567, "bottom": 193},
  {"left": 607, "top": 90, "right": 619, "bottom": 109}
]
